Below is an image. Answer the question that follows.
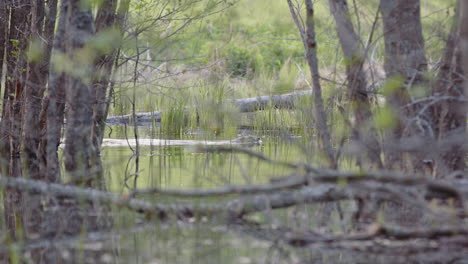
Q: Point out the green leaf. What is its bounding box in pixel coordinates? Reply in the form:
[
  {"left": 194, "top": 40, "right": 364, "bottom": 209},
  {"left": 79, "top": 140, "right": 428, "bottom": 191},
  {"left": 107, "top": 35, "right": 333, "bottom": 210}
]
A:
[
  {"left": 26, "top": 39, "right": 44, "bottom": 63},
  {"left": 374, "top": 106, "right": 398, "bottom": 130},
  {"left": 381, "top": 75, "right": 404, "bottom": 96}
]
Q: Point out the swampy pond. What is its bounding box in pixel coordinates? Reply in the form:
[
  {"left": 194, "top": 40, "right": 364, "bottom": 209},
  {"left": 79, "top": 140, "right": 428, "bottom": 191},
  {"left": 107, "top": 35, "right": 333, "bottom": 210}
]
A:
[
  {"left": 102, "top": 126, "right": 309, "bottom": 191},
  {"left": 94, "top": 125, "right": 347, "bottom": 264}
]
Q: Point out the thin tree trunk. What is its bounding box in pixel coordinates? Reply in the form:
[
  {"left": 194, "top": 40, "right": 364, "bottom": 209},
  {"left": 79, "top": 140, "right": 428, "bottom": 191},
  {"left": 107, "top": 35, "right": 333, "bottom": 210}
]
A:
[
  {"left": 90, "top": 0, "right": 118, "bottom": 184},
  {"left": 303, "top": 0, "right": 336, "bottom": 168},
  {"left": 329, "top": 0, "right": 382, "bottom": 168},
  {"left": 380, "top": 0, "right": 428, "bottom": 171},
  {"left": 458, "top": 0, "right": 468, "bottom": 156},
  {"left": 287, "top": 0, "right": 336, "bottom": 168},
  {"left": 22, "top": 0, "right": 46, "bottom": 180},
  {"left": 0, "top": 0, "right": 8, "bottom": 87},
  {"left": 92, "top": 0, "right": 118, "bottom": 146},
  {"left": 43, "top": 0, "right": 68, "bottom": 183},
  {"left": 36, "top": 0, "right": 57, "bottom": 181}
]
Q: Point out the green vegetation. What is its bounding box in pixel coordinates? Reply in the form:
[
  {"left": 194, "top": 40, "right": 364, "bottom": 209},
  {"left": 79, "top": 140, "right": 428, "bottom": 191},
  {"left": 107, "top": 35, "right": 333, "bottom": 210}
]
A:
[{"left": 109, "top": 0, "right": 454, "bottom": 140}]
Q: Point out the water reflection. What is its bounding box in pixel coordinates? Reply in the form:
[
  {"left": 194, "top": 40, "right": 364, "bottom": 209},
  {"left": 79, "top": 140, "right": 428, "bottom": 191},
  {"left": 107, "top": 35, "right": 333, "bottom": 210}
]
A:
[
  {"left": 97, "top": 126, "right": 315, "bottom": 263},
  {"left": 1, "top": 126, "right": 333, "bottom": 264},
  {"left": 101, "top": 127, "right": 306, "bottom": 192}
]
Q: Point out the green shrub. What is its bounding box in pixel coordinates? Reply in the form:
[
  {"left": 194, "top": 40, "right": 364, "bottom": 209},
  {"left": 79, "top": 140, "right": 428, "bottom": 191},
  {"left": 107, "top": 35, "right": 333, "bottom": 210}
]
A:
[{"left": 226, "top": 45, "right": 256, "bottom": 77}]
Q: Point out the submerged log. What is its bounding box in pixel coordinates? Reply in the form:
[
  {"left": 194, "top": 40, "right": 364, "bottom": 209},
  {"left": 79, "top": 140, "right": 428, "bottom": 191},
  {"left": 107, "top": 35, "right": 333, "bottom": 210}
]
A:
[
  {"left": 106, "top": 111, "right": 162, "bottom": 125},
  {"left": 100, "top": 136, "right": 262, "bottom": 147},
  {"left": 106, "top": 90, "right": 312, "bottom": 125}
]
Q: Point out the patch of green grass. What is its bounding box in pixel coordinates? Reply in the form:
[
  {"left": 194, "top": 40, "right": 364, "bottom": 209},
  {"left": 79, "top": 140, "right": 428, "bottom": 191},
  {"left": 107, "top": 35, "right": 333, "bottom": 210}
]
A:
[{"left": 106, "top": 0, "right": 453, "bottom": 143}]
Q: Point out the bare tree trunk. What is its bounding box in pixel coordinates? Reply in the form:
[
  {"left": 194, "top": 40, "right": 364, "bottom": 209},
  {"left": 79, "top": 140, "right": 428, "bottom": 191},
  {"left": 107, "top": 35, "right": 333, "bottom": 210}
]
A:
[
  {"left": 430, "top": 2, "right": 467, "bottom": 178},
  {"left": 458, "top": 0, "right": 468, "bottom": 157},
  {"left": 90, "top": 0, "right": 118, "bottom": 184},
  {"left": 329, "top": 0, "right": 382, "bottom": 168},
  {"left": 41, "top": 0, "right": 69, "bottom": 183},
  {"left": 36, "top": 0, "right": 58, "bottom": 181},
  {"left": 287, "top": 0, "right": 336, "bottom": 168},
  {"left": 304, "top": 0, "right": 336, "bottom": 168},
  {"left": 62, "top": 0, "right": 95, "bottom": 183},
  {"left": 380, "top": 0, "right": 428, "bottom": 171},
  {"left": 92, "top": 0, "right": 118, "bottom": 145},
  {"left": 22, "top": 0, "right": 46, "bottom": 180},
  {"left": 0, "top": 0, "right": 8, "bottom": 87}
]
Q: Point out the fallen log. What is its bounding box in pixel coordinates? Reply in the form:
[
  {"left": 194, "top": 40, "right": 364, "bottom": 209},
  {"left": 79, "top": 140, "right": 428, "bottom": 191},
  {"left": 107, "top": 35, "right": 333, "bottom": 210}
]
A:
[
  {"left": 228, "top": 90, "right": 312, "bottom": 112},
  {"left": 106, "top": 90, "right": 312, "bottom": 125},
  {"left": 100, "top": 136, "right": 262, "bottom": 147}
]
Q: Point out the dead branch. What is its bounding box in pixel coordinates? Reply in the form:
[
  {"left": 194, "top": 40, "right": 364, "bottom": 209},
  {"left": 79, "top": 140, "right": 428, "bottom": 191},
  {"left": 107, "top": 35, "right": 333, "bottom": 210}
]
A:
[
  {"left": 0, "top": 175, "right": 353, "bottom": 218},
  {"left": 131, "top": 173, "right": 308, "bottom": 197},
  {"left": 229, "top": 218, "right": 468, "bottom": 262}
]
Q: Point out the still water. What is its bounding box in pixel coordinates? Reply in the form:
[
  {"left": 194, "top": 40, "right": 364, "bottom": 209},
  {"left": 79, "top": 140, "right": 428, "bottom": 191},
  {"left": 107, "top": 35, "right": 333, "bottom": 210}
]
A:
[
  {"left": 101, "top": 126, "right": 310, "bottom": 192},
  {"left": 96, "top": 125, "right": 331, "bottom": 264}
]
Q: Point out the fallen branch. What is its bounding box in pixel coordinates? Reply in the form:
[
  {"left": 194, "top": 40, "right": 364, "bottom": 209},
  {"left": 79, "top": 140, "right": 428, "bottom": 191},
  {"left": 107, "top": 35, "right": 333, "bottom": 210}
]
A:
[
  {"left": 0, "top": 175, "right": 352, "bottom": 218},
  {"left": 131, "top": 173, "right": 308, "bottom": 197},
  {"left": 270, "top": 169, "right": 465, "bottom": 197},
  {"left": 310, "top": 170, "right": 467, "bottom": 205},
  {"left": 1, "top": 168, "right": 465, "bottom": 220},
  {"left": 229, "top": 219, "right": 468, "bottom": 262}
]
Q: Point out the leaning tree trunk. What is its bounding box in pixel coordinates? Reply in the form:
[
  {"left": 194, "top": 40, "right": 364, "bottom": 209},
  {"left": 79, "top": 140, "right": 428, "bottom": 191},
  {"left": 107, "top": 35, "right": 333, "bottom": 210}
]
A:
[
  {"left": 305, "top": 0, "right": 336, "bottom": 168},
  {"left": 380, "top": 0, "right": 429, "bottom": 172},
  {"left": 329, "top": 0, "right": 383, "bottom": 168},
  {"left": 287, "top": 0, "right": 336, "bottom": 169},
  {"left": 92, "top": 0, "right": 118, "bottom": 146},
  {"left": 90, "top": 0, "right": 119, "bottom": 184},
  {"left": 287, "top": 0, "right": 337, "bottom": 231}
]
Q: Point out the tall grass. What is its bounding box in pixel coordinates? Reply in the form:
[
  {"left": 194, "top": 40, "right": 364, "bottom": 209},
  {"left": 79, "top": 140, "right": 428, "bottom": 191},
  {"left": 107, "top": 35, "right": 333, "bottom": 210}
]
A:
[{"left": 107, "top": 0, "right": 454, "bottom": 139}]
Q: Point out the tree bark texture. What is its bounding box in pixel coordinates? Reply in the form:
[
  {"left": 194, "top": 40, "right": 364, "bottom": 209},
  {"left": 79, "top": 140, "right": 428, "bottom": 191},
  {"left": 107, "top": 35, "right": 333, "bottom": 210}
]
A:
[
  {"left": 380, "top": 0, "right": 429, "bottom": 171},
  {"left": 329, "top": 0, "right": 382, "bottom": 168},
  {"left": 430, "top": 2, "right": 467, "bottom": 177},
  {"left": 61, "top": 0, "right": 96, "bottom": 183},
  {"left": 89, "top": 0, "right": 119, "bottom": 184},
  {"left": 303, "top": 0, "right": 337, "bottom": 169},
  {"left": 22, "top": 0, "right": 57, "bottom": 181},
  {"left": 41, "top": 0, "right": 79, "bottom": 183},
  {"left": 0, "top": 0, "right": 8, "bottom": 89},
  {"left": 91, "top": 0, "right": 118, "bottom": 146},
  {"left": 458, "top": 0, "right": 468, "bottom": 168}
]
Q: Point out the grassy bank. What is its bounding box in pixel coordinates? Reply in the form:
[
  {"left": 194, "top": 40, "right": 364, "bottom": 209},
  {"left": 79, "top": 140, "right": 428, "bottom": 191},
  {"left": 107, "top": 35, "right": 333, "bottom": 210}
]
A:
[{"left": 108, "top": 0, "right": 455, "bottom": 137}]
